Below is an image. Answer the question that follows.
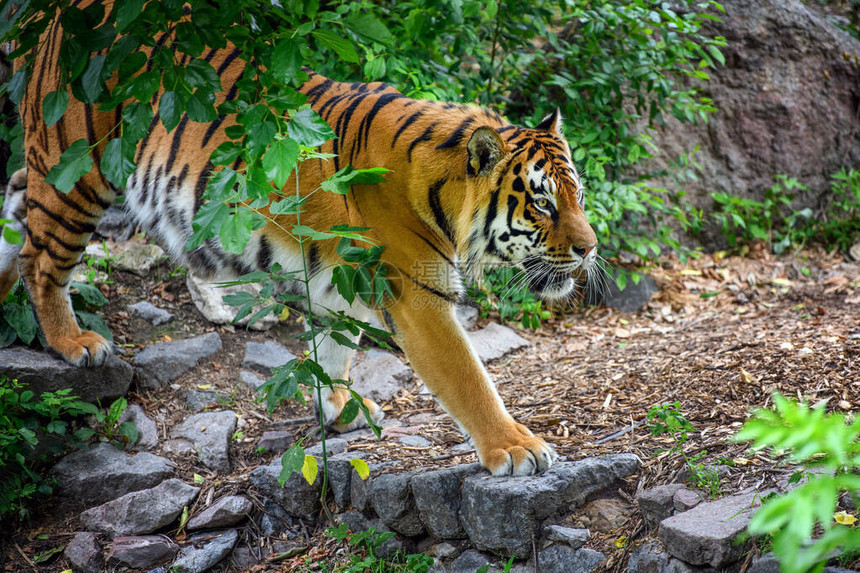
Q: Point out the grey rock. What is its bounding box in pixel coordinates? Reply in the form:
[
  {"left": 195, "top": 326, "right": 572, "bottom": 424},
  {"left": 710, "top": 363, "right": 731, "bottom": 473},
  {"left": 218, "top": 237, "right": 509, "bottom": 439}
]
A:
[
  {"left": 328, "top": 452, "right": 367, "bottom": 509},
  {"left": 80, "top": 478, "right": 200, "bottom": 536},
  {"left": 413, "top": 463, "right": 483, "bottom": 539},
  {"left": 349, "top": 349, "right": 413, "bottom": 402},
  {"left": 589, "top": 274, "right": 657, "bottom": 312},
  {"left": 537, "top": 546, "right": 604, "bottom": 573},
  {"left": 96, "top": 205, "right": 134, "bottom": 241},
  {"left": 257, "top": 430, "right": 293, "bottom": 453},
  {"left": 64, "top": 532, "right": 103, "bottom": 573},
  {"left": 643, "top": 0, "right": 860, "bottom": 250},
  {"left": 118, "top": 405, "right": 159, "bottom": 451},
  {"left": 433, "top": 541, "right": 460, "bottom": 559},
  {"left": 187, "top": 495, "right": 253, "bottom": 530},
  {"left": 850, "top": 241, "right": 860, "bottom": 264},
  {"left": 134, "top": 332, "right": 222, "bottom": 389},
  {"left": 186, "top": 271, "right": 278, "bottom": 331},
  {"left": 467, "top": 322, "right": 530, "bottom": 363},
  {"left": 461, "top": 454, "right": 641, "bottom": 558},
  {"left": 456, "top": 304, "right": 479, "bottom": 330},
  {"left": 337, "top": 427, "right": 375, "bottom": 441},
  {"left": 636, "top": 484, "right": 686, "bottom": 526},
  {"left": 52, "top": 442, "right": 172, "bottom": 507},
  {"left": 259, "top": 498, "right": 296, "bottom": 537},
  {"left": 185, "top": 390, "right": 224, "bottom": 412},
  {"left": 370, "top": 472, "right": 425, "bottom": 537},
  {"left": 627, "top": 541, "right": 669, "bottom": 573},
  {"left": 171, "top": 410, "right": 237, "bottom": 473},
  {"left": 450, "top": 550, "right": 500, "bottom": 573},
  {"left": 240, "top": 369, "right": 267, "bottom": 390},
  {"left": 673, "top": 488, "right": 704, "bottom": 513},
  {"left": 544, "top": 525, "right": 589, "bottom": 549},
  {"left": 171, "top": 529, "right": 238, "bottom": 573},
  {"left": 659, "top": 490, "right": 768, "bottom": 567},
  {"left": 304, "top": 438, "right": 348, "bottom": 457},
  {"left": 350, "top": 461, "right": 387, "bottom": 511},
  {"left": 107, "top": 535, "right": 179, "bottom": 569},
  {"left": 0, "top": 346, "right": 133, "bottom": 404},
  {"left": 243, "top": 340, "right": 296, "bottom": 372},
  {"left": 251, "top": 458, "right": 320, "bottom": 520},
  {"left": 128, "top": 301, "right": 173, "bottom": 326},
  {"left": 398, "top": 435, "right": 432, "bottom": 447}
]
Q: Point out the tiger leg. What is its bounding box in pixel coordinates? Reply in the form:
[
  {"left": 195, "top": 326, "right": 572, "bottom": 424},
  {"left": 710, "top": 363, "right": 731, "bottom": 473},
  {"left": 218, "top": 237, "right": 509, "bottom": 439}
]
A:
[
  {"left": 307, "top": 275, "right": 383, "bottom": 432},
  {"left": 18, "top": 172, "right": 113, "bottom": 366},
  {"left": 0, "top": 169, "right": 28, "bottom": 300},
  {"left": 387, "top": 297, "right": 557, "bottom": 476}
]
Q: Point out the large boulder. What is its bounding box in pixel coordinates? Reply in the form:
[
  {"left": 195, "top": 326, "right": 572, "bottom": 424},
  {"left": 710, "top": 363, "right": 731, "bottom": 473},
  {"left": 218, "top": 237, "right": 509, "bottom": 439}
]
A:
[{"left": 644, "top": 0, "right": 860, "bottom": 245}]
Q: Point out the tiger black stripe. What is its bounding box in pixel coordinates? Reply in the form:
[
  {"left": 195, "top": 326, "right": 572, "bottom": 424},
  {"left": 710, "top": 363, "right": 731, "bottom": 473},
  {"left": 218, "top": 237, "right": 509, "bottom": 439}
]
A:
[
  {"left": 407, "top": 123, "right": 436, "bottom": 162},
  {"left": 307, "top": 243, "right": 321, "bottom": 276},
  {"left": 257, "top": 235, "right": 272, "bottom": 270},
  {"left": 399, "top": 268, "right": 458, "bottom": 304},
  {"left": 391, "top": 109, "right": 424, "bottom": 148},
  {"left": 410, "top": 229, "right": 454, "bottom": 266},
  {"left": 427, "top": 177, "right": 454, "bottom": 245},
  {"left": 201, "top": 83, "right": 239, "bottom": 148},
  {"left": 435, "top": 118, "right": 474, "bottom": 150},
  {"left": 167, "top": 115, "right": 191, "bottom": 172},
  {"left": 357, "top": 92, "right": 403, "bottom": 156}
]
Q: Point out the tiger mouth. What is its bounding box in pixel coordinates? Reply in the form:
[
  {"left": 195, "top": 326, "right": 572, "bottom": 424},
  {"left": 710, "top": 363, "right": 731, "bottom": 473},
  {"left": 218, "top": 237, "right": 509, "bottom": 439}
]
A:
[{"left": 521, "top": 257, "right": 574, "bottom": 298}]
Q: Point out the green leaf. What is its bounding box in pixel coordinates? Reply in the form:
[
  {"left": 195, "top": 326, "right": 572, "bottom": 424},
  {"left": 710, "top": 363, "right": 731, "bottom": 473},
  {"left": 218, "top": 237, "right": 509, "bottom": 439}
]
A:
[
  {"left": 288, "top": 108, "right": 336, "bottom": 148},
  {"left": 263, "top": 138, "right": 300, "bottom": 189},
  {"left": 311, "top": 29, "right": 359, "bottom": 63},
  {"left": 210, "top": 142, "right": 242, "bottom": 166},
  {"left": 159, "top": 91, "right": 183, "bottom": 132},
  {"left": 186, "top": 90, "right": 217, "bottom": 123},
  {"left": 101, "top": 137, "right": 136, "bottom": 187},
  {"left": 114, "top": 0, "right": 145, "bottom": 32},
  {"left": 80, "top": 55, "right": 106, "bottom": 102},
  {"left": 279, "top": 444, "right": 305, "bottom": 486},
  {"left": 350, "top": 458, "right": 370, "bottom": 480},
  {"left": 188, "top": 200, "right": 229, "bottom": 251},
  {"left": 708, "top": 45, "right": 725, "bottom": 66},
  {"left": 205, "top": 168, "right": 239, "bottom": 201},
  {"left": 75, "top": 311, "right": 113, "bottom": 341},
  {"left": 3, "top": 301, "right": 37, "bottom": 345},
  {"left": 45, "top": 138, "right": 93, "bottom": 194},
  {"left": 71, "top": 282, "right": 109, "bottom": 307},
  {"left": 122, "top": 101, "right": 153, "bottom": 142},
  {"left": 269, "top": 196, "right": 305, "bottom": 215},
  {"left": 321, "top": 166, "right": 388, "bottom": 195},
  {"left": 271, "top": 38, "right": 302, "bottom": 84},
  {"left": 344, "top": 13, "right": 393, "bottom": 45},
  {"left": 220, "top": 207, "right": 254, "bottom": 254},
  {"left": 118, "top": 421, "right": 138, "bottom": 446},
  {"left": 42, "top": 90, "right": 69, "bottom": 127},
  {"left": 7, "top": 68, "right": 26, "bottom": 105},
  {"left": 292, "top": 224, "right": 335, "bottom": 241},
  {"left": 108, "top": 396, "right": 127, "bottom": 423},
  {"left": 332, "top": 265, "right": 356, "bottom": 304}
]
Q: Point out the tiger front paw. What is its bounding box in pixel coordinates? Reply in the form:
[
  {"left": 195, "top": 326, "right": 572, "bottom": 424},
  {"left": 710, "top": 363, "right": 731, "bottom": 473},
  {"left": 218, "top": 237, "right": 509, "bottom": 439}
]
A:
[
  {"left": 50, "top": 331, "right": 113, "bottom": 367},
  {"left": 476, "top": 422, "right": 558, "bottom": 476}
]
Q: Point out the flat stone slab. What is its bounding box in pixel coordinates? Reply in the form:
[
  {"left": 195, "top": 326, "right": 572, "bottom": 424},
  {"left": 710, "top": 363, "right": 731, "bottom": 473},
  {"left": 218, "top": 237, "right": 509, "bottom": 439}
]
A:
[
  {"left": 170, "top": 410, "right": 237, "bottom": 473},
  {"left": 461, "top": 454, "right": 641, "bottom": 558},
  {"left": 349, "top": 349, "right": 413, "bottom": 402},
  {"left": 537, "top": 546, "right": 604, "bottom": 573},
  {"left": 544, "top": 525, "right": 589, "bottom": 549},
  {"left": 107, "top": 535, "right": 179, "bottom": 569},
  {"left": 187, "top": 495, "right": 252, "bottom": 530},
  {"left": 118, "top": 404, "right": 159, "bottom": 451},
  {"left": 171, "top": 529, "right": 238, "bottom": 573},
  {"left": 243, "top": 340, "right": 297, "bottom": 372},
  {"left": 134, "top": 332, "right": 222, "bottom": 389},
  {"left": 80, "top": 478, "right": 200, "bottom": 536},
  {"left": 467, "top": 322, "right": 530, "bottom": 363},
  {"left": 187, "top": 271, "right": 278, "bottom": 330},
  {"left": 659, "top": 489, "right": 768, "bottom": 567},
  {"left": 0, "top": 346, "right": 133, "bottom": 404},
  {"left": 128, "top": 301, "right": 173, "bottom": 326},
  {"left": 52, "top": 442, "right": 173, "bottom": 507}
]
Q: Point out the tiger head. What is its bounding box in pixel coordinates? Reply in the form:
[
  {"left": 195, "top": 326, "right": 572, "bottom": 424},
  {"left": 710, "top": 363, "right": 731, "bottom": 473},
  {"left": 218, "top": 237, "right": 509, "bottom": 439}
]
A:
[{"left": 463, "top": 109, "right": 597, "bottom": 301}]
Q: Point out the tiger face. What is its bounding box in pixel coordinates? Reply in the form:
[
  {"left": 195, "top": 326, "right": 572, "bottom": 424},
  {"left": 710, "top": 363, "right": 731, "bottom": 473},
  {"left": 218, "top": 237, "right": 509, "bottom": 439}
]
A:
[{"left": 465, "top": 109, "right": 597, "bottom": 301}]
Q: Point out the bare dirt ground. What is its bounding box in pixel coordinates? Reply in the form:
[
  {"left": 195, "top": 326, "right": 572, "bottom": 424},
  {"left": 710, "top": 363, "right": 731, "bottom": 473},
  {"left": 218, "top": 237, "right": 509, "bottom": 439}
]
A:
[{"left": 3, "top": 244, "right": 859, "bottom": 572}]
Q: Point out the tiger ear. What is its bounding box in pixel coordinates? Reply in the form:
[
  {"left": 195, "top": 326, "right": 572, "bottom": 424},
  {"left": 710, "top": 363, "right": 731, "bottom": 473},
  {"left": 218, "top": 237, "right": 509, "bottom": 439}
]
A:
[
  {"left": 536, "top": 107, "right": 563, "bottom": 136},
  {"left": 467, "top": 127, "right": 505, "bottom": 176}
]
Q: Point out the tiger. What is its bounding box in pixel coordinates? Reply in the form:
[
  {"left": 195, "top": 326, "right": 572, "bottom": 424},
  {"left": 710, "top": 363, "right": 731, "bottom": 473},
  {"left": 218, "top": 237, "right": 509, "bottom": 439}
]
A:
[{"left": 0, "top": 8, "right": 598, "bottom": 477}]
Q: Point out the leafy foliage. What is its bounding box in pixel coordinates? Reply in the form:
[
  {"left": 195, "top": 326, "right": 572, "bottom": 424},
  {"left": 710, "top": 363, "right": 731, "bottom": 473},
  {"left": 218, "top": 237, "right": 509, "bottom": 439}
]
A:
[
  {"left": 707, "top": 169, "right": 860, "bottom": 254},
  {"left": 735, "top": 394, "right": 860, "bottom": 573},
  {"left": 468, "top": 267, "right": 551, "bottom": 330},
  {"left": 0, "top": 378, "right": 94, "bottom": 521},
  {"left": 323, "top": 523, "right": 435, "bottom": 572},
  {"left": 0, "top": 280, "right": 111, "bottom": 348}
]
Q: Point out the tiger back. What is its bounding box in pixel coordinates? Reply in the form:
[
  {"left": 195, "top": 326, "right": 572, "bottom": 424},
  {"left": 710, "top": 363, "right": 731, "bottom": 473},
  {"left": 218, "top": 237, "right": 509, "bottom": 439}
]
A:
[{"left": 0, "top": 5, "right": 598, "bottom": 476}]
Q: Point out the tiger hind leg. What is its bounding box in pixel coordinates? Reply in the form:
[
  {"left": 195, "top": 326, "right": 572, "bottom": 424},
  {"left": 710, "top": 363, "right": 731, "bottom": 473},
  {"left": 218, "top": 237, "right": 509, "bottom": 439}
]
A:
[
  {"left": 18, "top": 172, "right": 113, "bottom": 366},
  {"left": 0, "top": 169, "right": 28, "bottom": 300}
]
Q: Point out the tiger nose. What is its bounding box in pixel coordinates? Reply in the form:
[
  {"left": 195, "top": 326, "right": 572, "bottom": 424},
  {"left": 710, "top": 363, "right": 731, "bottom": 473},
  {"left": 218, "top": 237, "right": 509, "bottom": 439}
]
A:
[{"left": 573, "top": 243, "right": 596, "bottom": 258}]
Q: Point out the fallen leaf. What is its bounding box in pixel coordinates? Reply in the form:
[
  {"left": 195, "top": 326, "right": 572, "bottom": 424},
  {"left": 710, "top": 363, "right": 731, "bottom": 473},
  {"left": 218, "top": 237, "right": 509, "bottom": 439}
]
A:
[
  {"left": 834, "top": 511, "right": 857, "bottom": 526},
  {"left": 740, "top": 368, "right": 756, "bottom": 383},
  {"left": 680, "top": 269, "right": 703, "bottom": 276},
  {"left": 615, "top": 328, "right": 631, "bottom": 339},
  {"left": 614, "top": 536, "right": 627, "bottom": 549},
  {"left": 779, "top": 342, "right": 795, "bottom": 350}
]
